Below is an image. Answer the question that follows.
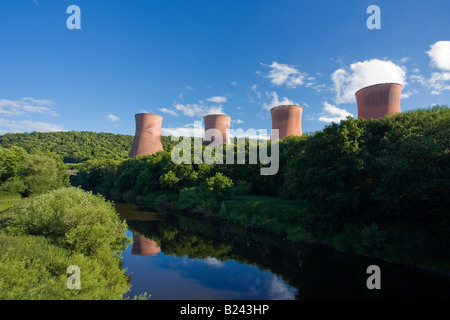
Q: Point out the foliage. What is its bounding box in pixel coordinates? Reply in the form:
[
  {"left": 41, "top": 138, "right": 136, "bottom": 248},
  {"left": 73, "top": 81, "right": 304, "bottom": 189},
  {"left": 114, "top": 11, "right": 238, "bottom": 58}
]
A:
[
  {"left": 0, "top": 131, "right": 181, "bottom": 164},
  {"left": 0, "top": 147, "right": 70, "bottom": 198},
  {"left": 0, "top": 188, "right": 131, "bottom": 299},
  {"left": 5, "top": 187, "right": 130, "bottom": 257}
]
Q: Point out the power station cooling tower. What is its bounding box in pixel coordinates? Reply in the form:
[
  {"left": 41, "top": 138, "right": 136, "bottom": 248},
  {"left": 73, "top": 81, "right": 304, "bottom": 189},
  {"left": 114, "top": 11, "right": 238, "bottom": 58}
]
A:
[
  {"left": 129, "top": 113, "right": 164, "bottom": 157},
  {"left": 203, "top": 114, "right": 231, "bottom": 146},
  {"left": 355, "top": 83, "right": 402, "bottom": 120},
  {"left": 270, "top": 105, "right": 303, "bottom": 140}
]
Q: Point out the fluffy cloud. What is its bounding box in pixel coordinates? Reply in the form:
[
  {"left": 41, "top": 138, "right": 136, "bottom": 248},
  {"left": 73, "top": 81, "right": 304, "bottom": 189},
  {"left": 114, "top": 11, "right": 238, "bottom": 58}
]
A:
[
  {"left": 427, "top": 41, "right": 450, "bottom": 71},
  {"left": 0, "top": 118, "right": 64, "bottom": 134},
  {"left": 159, "top": 108, "right": 179, "bottom": 117},
  {"left": 0, "top": 97, "right": 59, "bottom": 116},
  {"left": 318, "top": 102, "right": 354, "bottom": 123},
  {"left": 412, "top": 41, "right": 450, "bottom": 95},
  {"left": 262, "top": 91, "right": 296, "bottom": 110},
  {"left": 161, "top": 122, "right": 203, "bottom": 137},
  {"left": 259, "top": 62, "right": 307, "bottom": 88},
  {"left": 332, "top": 59, "right": 407, "bottom": 104},
  {"left": 206, "top": 96, "right": 227, "bottom": 103},
  {"left": 410, "top": 41, "right": 450, "bottom": 95},
  {"left": 106, "top": 114, "right": 120, "bottom": 122},
  {"left": 427, "top": 72, "right": 450, "bottom": 94},
  {"left": 174, "top": 102, "right": 225, "bottom": 118}
]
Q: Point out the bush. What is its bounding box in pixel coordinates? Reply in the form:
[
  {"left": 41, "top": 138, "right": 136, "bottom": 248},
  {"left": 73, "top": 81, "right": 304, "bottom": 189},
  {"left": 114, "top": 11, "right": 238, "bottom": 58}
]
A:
[
  {"left": 361, "top": 223, "right": 386, "bottom": 250},
  {"left": 6, "top": 187, "right": 130, "bottom": 258},
  {"left": 0, "top": 187, "right": 132, "bottom": 299},
  {"left": 0, "top": 233, "right": 129, "bottom": 300}
]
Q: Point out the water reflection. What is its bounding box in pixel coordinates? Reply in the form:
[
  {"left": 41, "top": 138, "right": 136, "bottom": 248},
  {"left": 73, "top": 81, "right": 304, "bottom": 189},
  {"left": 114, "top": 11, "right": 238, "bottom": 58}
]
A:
[
  {"left": 131, "top": 234, "right": 161, "bottom": 256},
  {"left": 117, "top": 204, "right": 450, "bottom": 300}
]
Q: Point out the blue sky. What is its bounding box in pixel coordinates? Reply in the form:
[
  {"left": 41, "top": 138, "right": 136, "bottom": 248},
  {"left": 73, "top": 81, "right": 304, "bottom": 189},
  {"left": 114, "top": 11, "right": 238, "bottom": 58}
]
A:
[{"left": 1, "top": 0, "right": 449, "bottom": 137}]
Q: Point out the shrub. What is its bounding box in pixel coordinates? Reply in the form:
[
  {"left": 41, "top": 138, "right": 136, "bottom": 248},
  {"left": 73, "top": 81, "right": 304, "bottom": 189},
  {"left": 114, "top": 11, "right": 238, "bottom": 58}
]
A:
[{"left": 6, "top": 187, "right": 130, "bottom": 258}]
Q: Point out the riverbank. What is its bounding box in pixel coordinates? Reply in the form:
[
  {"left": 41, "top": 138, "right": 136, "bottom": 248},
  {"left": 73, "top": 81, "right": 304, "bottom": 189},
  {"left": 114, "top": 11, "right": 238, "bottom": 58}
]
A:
[
  {"left": 128, "top": 191, "right": 450, "bottom": 277},
  {"left": 0, "top": 188, "right": 137, "bottom": 300}
]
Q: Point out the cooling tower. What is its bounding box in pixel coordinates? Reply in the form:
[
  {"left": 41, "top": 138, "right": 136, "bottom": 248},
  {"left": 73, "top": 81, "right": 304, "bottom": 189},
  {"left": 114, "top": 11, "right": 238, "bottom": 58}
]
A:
[
  {"left": 270, "top": 105, "right": 303, "bottom": 140},
  {"left": 355, "top": 83, "right": 402, "bottom": 120},
  {"left": 131, "top": 234, "right": 161, "bottom": 256},
  {"left": 203, "top": 114, "right": 231, "bottom": 146},
  {"left": 129, "top": 113, "right": 164, "bottom": 157}
]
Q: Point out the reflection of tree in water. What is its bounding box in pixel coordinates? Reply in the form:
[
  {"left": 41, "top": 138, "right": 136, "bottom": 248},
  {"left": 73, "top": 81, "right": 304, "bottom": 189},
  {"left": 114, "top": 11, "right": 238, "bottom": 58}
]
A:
[
  {"left": 126, "top": 210, "right": 305, "bottom": 299},
  {"left": 124, "top": 207, "right": 450, "bottom": 299}
]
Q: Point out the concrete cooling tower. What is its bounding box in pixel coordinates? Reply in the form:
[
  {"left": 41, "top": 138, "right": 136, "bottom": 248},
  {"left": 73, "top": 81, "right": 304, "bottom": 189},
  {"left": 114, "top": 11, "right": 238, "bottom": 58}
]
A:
[
  {"left": 129, "top": 113, "right": 164, "bottom": 157},
  {"left": 355, "top": 83, "right": 402, "bottom": 120},
  {"left": 270, "top": 105, "right": 303, "bottom": 140},
  {"left": 203, "top": 114, "right": 231, "bottom": 146},
  {"left": 131, "top": 234, "right": 161, "bottom": 256}
]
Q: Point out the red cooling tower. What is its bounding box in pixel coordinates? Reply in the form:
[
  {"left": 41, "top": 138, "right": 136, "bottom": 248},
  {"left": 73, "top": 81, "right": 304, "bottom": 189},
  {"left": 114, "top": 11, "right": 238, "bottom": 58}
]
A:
[
  {"left": 355, "top": 83, "right": 402, "bottom": 120},
  {"left": 270, "top": 105, "right": 303, "bottom": 140},
  {"left": 131, "top": 234, "right": 161, "bottom": 256},
  {"left": 129, "top": 113, "right": 164, "bottom": 157},
  {"left": 203, "top": 114, "right": 231, "bottom": 146}
]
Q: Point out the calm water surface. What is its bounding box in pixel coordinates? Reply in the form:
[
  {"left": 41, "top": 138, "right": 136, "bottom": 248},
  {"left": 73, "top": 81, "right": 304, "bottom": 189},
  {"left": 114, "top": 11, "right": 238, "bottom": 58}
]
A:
[{"left": 116, "top": 203, "right": 450, "bottom": 300}]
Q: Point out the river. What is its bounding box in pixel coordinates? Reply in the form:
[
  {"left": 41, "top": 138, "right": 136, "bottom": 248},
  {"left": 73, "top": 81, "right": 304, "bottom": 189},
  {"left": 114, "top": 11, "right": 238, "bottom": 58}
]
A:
[{"left": 116, "top": 203, "right": 450, "bottom": 300}]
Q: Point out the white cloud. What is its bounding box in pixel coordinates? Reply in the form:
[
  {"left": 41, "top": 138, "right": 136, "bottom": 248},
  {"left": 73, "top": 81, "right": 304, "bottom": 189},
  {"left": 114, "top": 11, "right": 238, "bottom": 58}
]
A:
[
  {"left": 202, "top": 257, "right": 225, "bottom": 268},
  {"left": 331, "top": 59, "right": 407, "bottom": 104},
  {"left": 318, "top": 102, "right": 354, "bottom": 123},
  {"left": 106, "top": 114, "right": 120, "bottom": 122},
  {"left": 410, "top": 68, "right": 450, "bottom": 95},
  {"left": 260, "top": 62, "right": 307, "bottom": 88},
  {"left": 161, "top": 122, "right": 204, "bottom": 137},
  {"left": 159, "top": 108, "right": 179, "bottom": 117},
  {"left": 267, "top": 275, "right": 297, "bottom": 300},
  {"left": 231, "top": 119, "right": 244, "bottom": 124},
  {"left": 414, "top": 41, "right": 450, "bottom": 95},
  {"left": 174, "top": 101, "right": 225, "bottom": 118},
  {"left": 398, "top": 57, "right": 411, "bottom": 64},
  {"left": 0, "top": 118, "right": 64, "bottom": 134},
  {"left": 206, "top": 96, "right": 227, "bottom": 103},
  {"left": 251, "top": 84, "right": 262, "bottom": 99},
  {"left": 262, "top": 91, "right": 296, "bottom": 110},
  {"left": 428, "top": 72, "right": 450, "bottom": 94},
  {"left": 427, "top": 41, "right": 450, "bottom": 71},
  {"left": 0, "top": 97, "right": 59, "bottom": 116},
  {"left": 401, "top": 89, "right": 418, "bottom": 99}
]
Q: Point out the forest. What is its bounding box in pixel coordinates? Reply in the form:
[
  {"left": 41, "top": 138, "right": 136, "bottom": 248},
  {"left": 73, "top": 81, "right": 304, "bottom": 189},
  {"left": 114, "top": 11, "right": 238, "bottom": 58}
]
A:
[{"left": 1, "top": 106, "right": 449, "bottom": 283}]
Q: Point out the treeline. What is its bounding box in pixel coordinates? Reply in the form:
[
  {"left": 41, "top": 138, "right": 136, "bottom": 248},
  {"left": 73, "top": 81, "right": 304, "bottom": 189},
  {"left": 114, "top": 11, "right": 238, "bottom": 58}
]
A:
[
  {"left": 72, "top": 106, "right": 450, "bottom": 270},
  {"left": 0, "top": 131, "right": 178, "bottom": 163}
]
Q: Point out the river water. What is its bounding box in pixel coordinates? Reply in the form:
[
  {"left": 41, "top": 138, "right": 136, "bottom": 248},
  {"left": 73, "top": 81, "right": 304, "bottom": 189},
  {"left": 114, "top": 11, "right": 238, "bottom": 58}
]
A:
[{"left": 116, "top": 203, "right": 450, "bottom": 300}]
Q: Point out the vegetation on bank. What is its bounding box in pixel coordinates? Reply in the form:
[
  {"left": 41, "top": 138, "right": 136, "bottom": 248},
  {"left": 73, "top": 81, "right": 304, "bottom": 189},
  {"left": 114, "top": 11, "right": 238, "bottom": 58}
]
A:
[
  {"left": 0, "top": 147, "right": 136, "bottom": 299},
  {"left": 0, "top": 188, "right": 132, "bottom": 299},
  {"left": 70, "top": 106, "right": 450, "bottom": 271}
]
